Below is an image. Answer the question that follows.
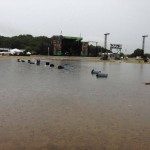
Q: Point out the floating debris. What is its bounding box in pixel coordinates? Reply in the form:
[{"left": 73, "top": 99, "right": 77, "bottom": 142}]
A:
[
  {"left": 91, "top": 69, "right": 101, "bottom": 74},
  {"left": 145, "top": 82, "right": 150, "bottom": 85},
  {"left": 58, "top": 65, "right": 64, "bottom": 69},
  {"left": 36, "top": 59, "right": 40, "bottom": 65},
  {"left": 96, "top": 72, "right": 108, "bottom": 78},
  {"left": 45, "top": 62, "right": 50, "bottom": 66},
  {"left": 50, "top": 64, "right": 54, "bottom": 67},
  {"left": 30, "top": 61, "right": 35, "bottom": 64}
]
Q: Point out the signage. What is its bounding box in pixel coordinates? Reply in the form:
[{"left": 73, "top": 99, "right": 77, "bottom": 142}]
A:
[{"left": 110, "top": 44, "right": 122, "bottom": 49}]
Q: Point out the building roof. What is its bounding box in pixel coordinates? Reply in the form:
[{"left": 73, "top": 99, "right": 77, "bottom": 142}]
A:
[
  {"left": 63, "top": 36, "right": 83, "bottom": 40},
  {"left": 51, "top": 35, "right": 83, "bottom": 41}
]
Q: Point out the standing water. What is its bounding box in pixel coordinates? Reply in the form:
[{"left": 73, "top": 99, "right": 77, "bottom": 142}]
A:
[{"left": 0, "top": 58, "right": 150, "bottom": 150}]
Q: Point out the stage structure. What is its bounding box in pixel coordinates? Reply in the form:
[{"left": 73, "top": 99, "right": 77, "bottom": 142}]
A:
[
  {"left": 51, "top": 36, "right": 63, "bottom": 56},
  {"left": 51, "top": 35, "right": 88, "bottom": 56},
  {"left": 81, "top": 42, "right": 89, "bottom": 56}
]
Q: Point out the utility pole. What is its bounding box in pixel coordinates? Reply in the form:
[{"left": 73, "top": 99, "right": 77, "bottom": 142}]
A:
[
  {"left": 142, "top": 35, "right": 148, "bottom": 56},
  {"left": 104, "top": 33, "right": 110, "bottom": 49},
  {"left": 104, "top": 33, "right": 110, "bottom": 60},
  {"left": 96, "top": 42, "right": 98, "bottom": 56},
  {"left": 48, "top": 47, "right": 50, "bottom": 56}
]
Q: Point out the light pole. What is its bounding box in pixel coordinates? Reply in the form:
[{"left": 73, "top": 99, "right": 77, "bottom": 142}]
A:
[
  {"left": 142, "top": 35, "right": 148, "bottom": 56},
  {"left": 96, "top": 42, "right": 98, "bottom": 56},
  {"left": 48, "top": 47, "right": 50, "bottom": 56},
  {"left": 104, "top": 33, "right": 110, "bottom": 49}
]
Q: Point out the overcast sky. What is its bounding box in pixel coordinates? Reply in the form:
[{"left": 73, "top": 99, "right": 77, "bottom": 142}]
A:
[{"left": 0, "top": 0, "right": 150, "bottom": 53}]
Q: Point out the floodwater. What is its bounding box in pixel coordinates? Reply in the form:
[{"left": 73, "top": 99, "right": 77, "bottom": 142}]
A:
[{"left": 0, "top": 58, "right": 150, "bottom": 150}]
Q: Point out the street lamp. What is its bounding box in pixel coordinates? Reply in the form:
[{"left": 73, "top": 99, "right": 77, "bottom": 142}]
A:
[
  {"left": 142, "top": 35, "right": 148, "bottom": 56},
  {"left": 104, "top": 33, "right": 110, "bottom": 49}
]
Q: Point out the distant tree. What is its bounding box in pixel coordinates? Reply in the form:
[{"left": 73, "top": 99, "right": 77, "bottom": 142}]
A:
[
  {"left": 88, "top": 45, "right": 111, "bottom": 57},
  {"left": 130, "top": 48, "right": 144, "bottom": 57},
  {"left": 0, "top": 36, "right": 11, "bottom": 48},
  {"left": 25, "top": 46, "right": 33, "bottom": 52},
  {"left": 145, "top": 53, "right": 150, "bottom": 58},
  {"left": 0, "top": 34, "right": 51, "bottom": 55},
  {"left": 120, "top": 52, "right": 125, "bottom": 57}
]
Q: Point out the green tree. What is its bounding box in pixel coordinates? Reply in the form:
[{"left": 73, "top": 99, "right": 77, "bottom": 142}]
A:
[
  {"left": 130, "top": 49, "right": 144, "bottom": 57},
  {"left": 120, "top": 52, "right": 125, "bottom": 57},
  {"left": 0, "top": 34, "right": 51, "bottom": 54},
  {"left": 88, "top": 45, "right": 111, "bottom": 56}
]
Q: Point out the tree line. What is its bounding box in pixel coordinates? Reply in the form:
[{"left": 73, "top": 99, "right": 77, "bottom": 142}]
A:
[
  {"left": 130, "top": 49, "right": 150, "bottom": 58},
  {"left": 0, "top": 35, "right": 50, "bottom": 55},
  {"left": 1, "top": 34, "right": 149, "bottom": 57},
  {"left": 0, "top": 34, "right": 112, "bottom": 56}
]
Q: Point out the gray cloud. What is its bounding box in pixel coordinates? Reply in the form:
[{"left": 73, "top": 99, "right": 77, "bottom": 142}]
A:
[{"left": 0, "top": 0, "right": 150, "bottom": 53}]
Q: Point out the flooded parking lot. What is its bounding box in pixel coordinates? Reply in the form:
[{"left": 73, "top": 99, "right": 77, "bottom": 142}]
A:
[{"left": 0, "top": 58, "right": 150, "bottom": 150}]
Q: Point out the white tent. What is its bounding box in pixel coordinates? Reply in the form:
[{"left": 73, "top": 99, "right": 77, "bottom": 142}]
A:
[
  {"left": 10, "top": 48, "right": 24, "bottom": 55},
  {"left": 26, "top": 52, "right": 31, "bottom": 55}
]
